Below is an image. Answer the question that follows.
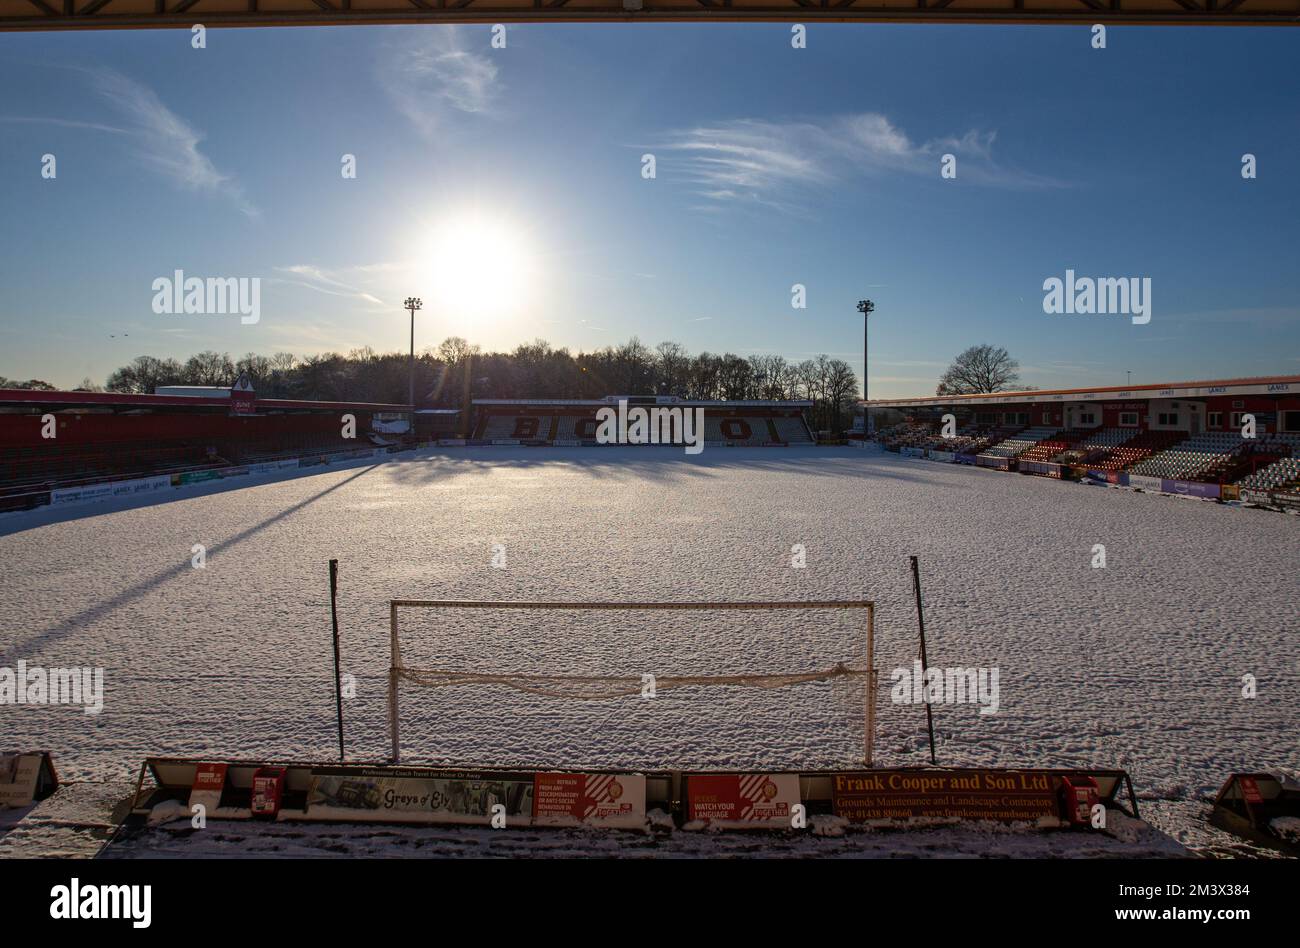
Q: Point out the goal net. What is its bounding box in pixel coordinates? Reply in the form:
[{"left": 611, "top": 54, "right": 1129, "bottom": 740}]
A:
[{"left": 386, "top": 598, "right": 878, "bottom": 767}]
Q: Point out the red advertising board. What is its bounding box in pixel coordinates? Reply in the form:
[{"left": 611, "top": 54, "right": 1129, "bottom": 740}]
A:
[
  {"left": 687, "top": 773, "right": 800, "bottom": 825},
  {"left": 832, "top": 770, "right": 1058, "bottom": 823},
  {"left": 188, "top": 762, "right": 228, "bottom": 812},
  {"left": 533, "top": 772, "right": 646, "bottom": 828}
]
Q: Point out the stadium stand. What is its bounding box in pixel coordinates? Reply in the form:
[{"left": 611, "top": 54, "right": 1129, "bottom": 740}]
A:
[
  {"left": 0, "top": 441, "right": 226, "bottom": 510},
  {"left": 471, "top": 400, "right": 814, "bottom": 446},
  {"left": 978, "top": 427, "right": 1061, "bottom": 459},
  {"left": 1081, "top": 430, "right": 1186, "bottom": 473},
  {"left": 877, "top": 421, "right": 1025, "bottom": 457},
  {"left": 703, "top": 416, "right": 763, "bottom": 445},
  {"left": 770, "top": 415, "right": 815, "bottom": 444},
  {"left": 953, "top": 426, "right": 1022, "bottom": 455},
  {"left": 480, "top": 413, "right": 553, "bottom": 441},
  {"left": 0, "top": 388, "right": 406, "bottom": 511},
  {"left": 554, "top": 414, "right": 585, "bottom": 442},
  {"left": 877, "top": 422, "right": 935, "bottom": 450},
  {"left": 1237, "top": 455, "right": 1300, "bottom": 492},
  {"left": 1127, "top": 432, "right": 1256, "bottom": 482},
  {"left": 1015, "top": 430, "right": 1088, "bottom": 463},
  {"left": 1051, "top": 428, "right": 1137, "bottom": 466}
]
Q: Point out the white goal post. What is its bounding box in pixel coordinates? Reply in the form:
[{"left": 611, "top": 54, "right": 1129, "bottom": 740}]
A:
[{"left": 387, "top": 598, "right": 877, "bottom": 766}]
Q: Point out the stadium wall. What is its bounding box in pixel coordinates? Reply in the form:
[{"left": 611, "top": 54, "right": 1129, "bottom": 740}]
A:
[
  {"left": 0, "top": 411, "right": 379, "bottom": 448},
  {"left": 469, "top": 400, "right": 814, "bottom": 446}
]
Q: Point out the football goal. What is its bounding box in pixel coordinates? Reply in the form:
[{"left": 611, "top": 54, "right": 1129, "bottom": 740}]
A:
[{"left": 387, "top": 598, "right": 878, "bottom": 765}]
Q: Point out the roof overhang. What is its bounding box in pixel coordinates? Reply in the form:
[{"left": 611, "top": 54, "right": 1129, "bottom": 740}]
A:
[{"left": 861, "top": 375, "right": 1300, "bottom": 409}]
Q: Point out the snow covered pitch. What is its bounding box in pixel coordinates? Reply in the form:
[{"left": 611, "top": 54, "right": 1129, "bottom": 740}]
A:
[{"left": 1, "top": 445, "right": 1295, "bottom": 856}]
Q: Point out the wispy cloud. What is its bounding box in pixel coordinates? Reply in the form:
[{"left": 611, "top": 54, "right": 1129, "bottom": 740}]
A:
[
  {"left": 658, "top": 113, "right": 1066, "bottom": 212},
  {"left": 377, "top": 27, "right": 500, "bottom": 139},
  {"left": 0, "top": 116, "right": 128, "bottom": 134},
  {"left": 84, "top": 67, "right": 257, "bottom": 217},
  {"left": 271, "top": 265, "right": 389, "bottom": 307},
  {"left": 8, "top": 68, "right": 255, "bottom": 216}
]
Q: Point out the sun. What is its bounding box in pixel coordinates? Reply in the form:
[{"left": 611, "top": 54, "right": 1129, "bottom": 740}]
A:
[{"left": 420, "top": 212, "right": 535, "bottom": 320}]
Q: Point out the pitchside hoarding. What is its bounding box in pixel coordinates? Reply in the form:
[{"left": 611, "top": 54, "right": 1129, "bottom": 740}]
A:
[
  {"left": 1162, "top": 479, "right": 1220, "bottom": 499},
  {"left": 0, "top": 752, "right": 58, "bottom": 808},
  {"left": 533, "top": 772, "right": 646, "bottom": 828},
  {"left": 686, "top": 773, "right": 800, "bottom": 826},
  {"left": 306, "top": 767, "right": 534, "bottom": 824},
  {"left": 831, "top": 770, "right": 1058, "bottom": 824},
  {"left": 1127, "top": 474, "right": 1163, "bottom": 491},
  {"left": 305, "top": 767, "right": 647, "bottom": 828},
  {"left": 50, "top": 475, "right": 171, "bottom": 506}
]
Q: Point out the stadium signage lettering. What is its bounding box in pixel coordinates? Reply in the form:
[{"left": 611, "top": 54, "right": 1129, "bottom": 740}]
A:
[
  {"left": 595, "top": 398, "right": 705, "bottom": 455},
  {"left": 1042, "top": 269, "right": 1151, "bottom": 324},
  {"left": 831, "top": 769, "right": 1058, "bottom": 823}
]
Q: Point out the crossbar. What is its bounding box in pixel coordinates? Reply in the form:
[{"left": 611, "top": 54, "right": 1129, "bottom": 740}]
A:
[
  {"left": 392, "top": 598, "right": 871, "bottom": 609},
  {"left": 387, "top": 598, "right": 875, "bottom": 765}
]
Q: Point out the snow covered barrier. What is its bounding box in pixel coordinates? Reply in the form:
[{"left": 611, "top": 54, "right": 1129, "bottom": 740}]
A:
[
  {"left": 1209, "top": 772, "right": 1300, "bottom": 856},
  {"left": 0, "top": 751, "right": 59, "bottom": 808},
  {"left": 128, "top": 759, "right": 658, "bottom": 830},
  {"left": 126, "top": 759, "right": 1140, "bottom": 836}
]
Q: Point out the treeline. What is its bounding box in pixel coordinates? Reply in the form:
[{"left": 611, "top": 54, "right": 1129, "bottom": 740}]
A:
[{"left": 101, "top": 337, "right": 862, "bottom": 433}]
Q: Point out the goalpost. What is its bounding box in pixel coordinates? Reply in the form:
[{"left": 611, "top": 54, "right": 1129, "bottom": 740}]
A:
[{"left": 387, "top": 598, "right": 877, "bottom": 766}]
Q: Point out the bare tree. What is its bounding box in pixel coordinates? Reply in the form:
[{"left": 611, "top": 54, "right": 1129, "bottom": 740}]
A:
[
  {"left": 655, "top": 341, "right": 691, "bottom": 396},
  {"left": 182, "top": 351, "right": 236, "bottom": 386},
  {"left": 235, "top": 353, "right": 272, "bottom": 382},
  {"left": 269, "top": 352, "right": 297, "bottom": 373},
  {"left": 824, "top": 359, "right": 859, "bottom": 432},
  {"left": 718, "top": 354, "right": 755, "bottom": 400},
  {"left": 105, "top": 355, "right": 184, "bottom": 394},
  {"left": 436, "top": 336, "right": 478, "bottom": 366},
  {"left": 689, "top": 352, "right": 723, "bottom": 399},
  {"left": 936, "top": 344, "right": 1021, "bottom": 395},
  {"left": 98, "top": 338, "right": 865, "bottom": 409},
  {"left": 614, "top": 337, "right": 655, "bottom": 393}
]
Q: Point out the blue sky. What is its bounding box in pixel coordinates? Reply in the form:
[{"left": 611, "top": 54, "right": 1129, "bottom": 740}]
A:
[{"left": 1, "top": 24, "right": 1297, "bottom": 396}]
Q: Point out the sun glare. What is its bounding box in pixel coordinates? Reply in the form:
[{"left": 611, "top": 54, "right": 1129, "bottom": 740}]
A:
[{"left": 421, "top": 213, "right": 535, "bottom": 321}]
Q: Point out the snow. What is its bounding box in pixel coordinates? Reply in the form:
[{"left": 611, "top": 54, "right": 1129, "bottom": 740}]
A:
[
  {"left": 99, "top": 804, "right": 1187, "bottom": 859},
  {"left": 1271, "top": 816, "right": 1300, "bottom": 844},
  {"left": 1, "top": 445, "right": 1296, "bottom": 856}
]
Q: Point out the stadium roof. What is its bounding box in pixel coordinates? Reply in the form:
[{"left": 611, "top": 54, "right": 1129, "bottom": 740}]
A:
[
  {"left": 862, "top": 374, "right": 1300, "bottom": 409},
  {"left": 0, "top": 388, "right": 409, "bottom": 413},
  {"left": 3, "top": 0, "right": 1297, "bottom": 30}
]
